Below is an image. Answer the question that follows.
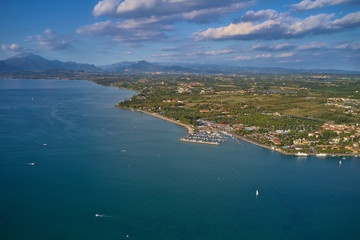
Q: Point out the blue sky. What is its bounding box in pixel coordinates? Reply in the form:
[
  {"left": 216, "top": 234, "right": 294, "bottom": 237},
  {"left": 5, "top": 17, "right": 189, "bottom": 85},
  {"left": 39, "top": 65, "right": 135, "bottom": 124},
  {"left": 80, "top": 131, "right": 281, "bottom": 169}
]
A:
[{"left": 1, "top": 0, "right": 360, "bottom": 70}]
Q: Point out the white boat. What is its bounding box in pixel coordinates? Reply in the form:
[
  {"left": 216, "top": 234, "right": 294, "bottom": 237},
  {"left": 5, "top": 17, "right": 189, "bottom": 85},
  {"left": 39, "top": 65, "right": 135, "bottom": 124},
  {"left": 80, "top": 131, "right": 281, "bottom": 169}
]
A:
[
  {"left": 28, "top": 162, "right": 35, "bottom": 166},
  {"left": 256, "top": 190, "right": 259, "bottom": 196},
  {"left": 122, "top": 150, "right": 127, "bottom": 152},
  {"left": 43, "top": 143, "right": 47, "bottom": 146},
  {"left": 95, "top": 214, "right": 104, "bottom": 217},
  {"left": 295, "top": 152, "right": 308, "bottom": 157},
  {"left": 316, "top": 153, "right": 327, "bottom": 157}
]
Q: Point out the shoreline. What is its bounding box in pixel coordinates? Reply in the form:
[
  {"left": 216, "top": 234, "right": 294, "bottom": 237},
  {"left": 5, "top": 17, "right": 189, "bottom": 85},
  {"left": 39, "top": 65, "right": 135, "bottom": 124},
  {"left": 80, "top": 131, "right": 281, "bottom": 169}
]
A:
[
  {"left": 136, "top": 109, "right": 194, "bottom": 135},
  {"left": 133, "top": 109, "right": 357, "bottom": 157},
  {"left": 124, "top": 108, "right": 357, "bottom": 157}
]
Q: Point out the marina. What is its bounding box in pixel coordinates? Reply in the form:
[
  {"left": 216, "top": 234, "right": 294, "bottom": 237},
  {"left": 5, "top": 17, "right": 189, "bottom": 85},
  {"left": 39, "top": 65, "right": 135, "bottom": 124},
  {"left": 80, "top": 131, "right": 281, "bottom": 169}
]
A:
[{"left": 179, "top": 131, "right": 228, "bottom": 145}]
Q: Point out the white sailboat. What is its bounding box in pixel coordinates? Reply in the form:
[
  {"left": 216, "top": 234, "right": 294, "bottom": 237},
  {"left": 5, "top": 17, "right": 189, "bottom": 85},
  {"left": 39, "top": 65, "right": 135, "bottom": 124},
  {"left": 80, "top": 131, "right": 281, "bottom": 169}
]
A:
[{"left": 256, "top": 190, "right": 259, "bottom": 196}]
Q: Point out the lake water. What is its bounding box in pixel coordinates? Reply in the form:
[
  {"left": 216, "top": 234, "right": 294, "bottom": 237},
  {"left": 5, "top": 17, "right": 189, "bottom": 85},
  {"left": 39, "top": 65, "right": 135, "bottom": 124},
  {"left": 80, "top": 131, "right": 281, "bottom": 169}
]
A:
[{"left": 1, "top": 78, "right": 360, "bottom": 240}]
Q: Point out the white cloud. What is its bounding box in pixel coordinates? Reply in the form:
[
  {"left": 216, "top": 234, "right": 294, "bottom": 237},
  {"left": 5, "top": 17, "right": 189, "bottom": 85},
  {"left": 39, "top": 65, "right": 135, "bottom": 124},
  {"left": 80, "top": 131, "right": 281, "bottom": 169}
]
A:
[
  {"left": 247, "top": 43, "right": 296, "bottom": 52},
  {"left": 1, "top": 43, "right": 26, "bottom": 55},
  {"left": 76, "top": 19, "right": 169, "bottom": 42},
  {"left": 335, "top": 41, "right": 360, "bottom": 50},
  {"left": 234, "top": 53, "right": 272, "bottom": 60},
  {"left": 93, "top": 0, "right": 120, "bottom": 16},
  {"left": 205, "top": 49, "right": 234, "bottom": 55},
  {"left": 277, "top": 52, "right": 295, "bottom": 57},
  {"left": 160, "top": 46, "right": 179, "bottom": 51},
  {"left": 235, "top": 55, "right": 253, "bottom": 60},
  {"left": 1, "top": 43, "right": 20, "bottom": 51},
  {"left": 236, "top": 9, "right": 282, "bottom": 22},
  {"left": 298, "top": 41, "right": 327, "bottom": 50},
  {"left": 179, "top": 2, "right": 252, "bottom": 23},
  {"left": 92, "top": 0, "right": 253, "bottom": 22},
  {"left": 255, "top": 53, "right": 272, "bottom": 58},
  {"left": 25, "top": 29, "right": 71, "bottom": 50},
  {"left": 291, "top": 0, "right": 352, "bottom": 11},
  {"left": 193, "top": 10, "right": 360, "bottom": 41}
]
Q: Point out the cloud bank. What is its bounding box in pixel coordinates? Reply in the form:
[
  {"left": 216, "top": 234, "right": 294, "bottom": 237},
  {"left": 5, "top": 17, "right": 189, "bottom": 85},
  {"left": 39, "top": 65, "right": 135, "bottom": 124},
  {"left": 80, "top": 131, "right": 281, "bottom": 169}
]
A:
[
  {"left": 291, "top": 0, "right": 353, "bottom": 11},
  {"left": 25, "top": 29, "right": 72, "bottom": 50},
  {"left": 193, "top": 10, "right": 360, "bottom": 41},
  {"left": 93, "top": 0, "right": 253, "bottom": 21},
  {"left": 77, "top": 0, "right": 253, "bottom": 42}
]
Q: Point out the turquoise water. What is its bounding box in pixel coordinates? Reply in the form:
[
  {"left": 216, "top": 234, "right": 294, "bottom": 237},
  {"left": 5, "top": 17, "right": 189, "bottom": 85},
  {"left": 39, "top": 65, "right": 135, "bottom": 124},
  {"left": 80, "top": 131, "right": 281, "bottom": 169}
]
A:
[{"left": 1, "top": 79, "right": 360, "bottom": 240}]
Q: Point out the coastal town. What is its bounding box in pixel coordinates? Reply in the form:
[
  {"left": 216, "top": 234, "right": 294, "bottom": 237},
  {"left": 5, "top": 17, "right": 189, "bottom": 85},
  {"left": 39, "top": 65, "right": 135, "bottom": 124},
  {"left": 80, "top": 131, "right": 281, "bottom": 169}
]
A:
[
  {"left": 143, "top": 109, "right": 359, "bottom": 156},
  {"left": 113, "top": 73, "right": 360, "bottom": 156}
]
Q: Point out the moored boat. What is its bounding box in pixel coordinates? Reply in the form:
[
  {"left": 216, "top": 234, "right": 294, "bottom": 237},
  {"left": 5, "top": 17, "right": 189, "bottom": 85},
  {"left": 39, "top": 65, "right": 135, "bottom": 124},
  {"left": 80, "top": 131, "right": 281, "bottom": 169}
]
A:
[
  {"left": 316, "top": 153, "right": 327, "bottom": 157},
  {"left": 295, "top": 152, "right": 308, "bottom": 157}
]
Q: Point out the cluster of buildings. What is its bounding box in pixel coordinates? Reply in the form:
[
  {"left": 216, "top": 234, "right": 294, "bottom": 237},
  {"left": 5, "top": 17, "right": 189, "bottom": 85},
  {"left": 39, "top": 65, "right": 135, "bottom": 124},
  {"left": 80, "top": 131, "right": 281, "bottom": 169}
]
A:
[
  {"left": 196, "top": 120, "right": 235, "bottom": 132},
  {"left": 322, "top": 123, "right": 359, "bottom": 134},
  {"left": 325, "top": 98, "right": 360, "bottom": 115},
  {"left": 244, "top": 122, "right": 360, "bottom": 154},
  {"left": 245, "top": 132, "right": 282, "bottom": 145}
]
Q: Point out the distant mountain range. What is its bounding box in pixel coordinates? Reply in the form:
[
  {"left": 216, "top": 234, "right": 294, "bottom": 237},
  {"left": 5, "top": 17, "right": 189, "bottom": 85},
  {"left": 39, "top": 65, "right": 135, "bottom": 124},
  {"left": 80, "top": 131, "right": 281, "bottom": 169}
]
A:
[
  {"left": 100, "top": 60, "right": 196, "bottom": 73},
  {"left": 0, "top": 53, "right": 102, "bottom": 72},
  {"left": 0, "top": 54, "right": 358, "bottom": 74},
  {"left": 101, "top": 61, "right": 359, "bottom": 74}
]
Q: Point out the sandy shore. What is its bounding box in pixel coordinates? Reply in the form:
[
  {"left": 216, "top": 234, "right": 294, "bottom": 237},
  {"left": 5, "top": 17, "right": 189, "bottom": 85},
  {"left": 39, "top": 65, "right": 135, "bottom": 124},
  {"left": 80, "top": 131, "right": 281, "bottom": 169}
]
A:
[
  {"left": 137, "top": 109, "right": 194, "bottom": 135},
  {"left": 233, "top": 134, "right": 295, "bottom": 155}
]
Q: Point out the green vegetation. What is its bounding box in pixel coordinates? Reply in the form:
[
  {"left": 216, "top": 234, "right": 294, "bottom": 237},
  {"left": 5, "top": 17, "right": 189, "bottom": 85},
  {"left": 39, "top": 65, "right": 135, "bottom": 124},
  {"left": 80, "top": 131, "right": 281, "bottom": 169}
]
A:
[{"left": 109, "top": 73, "right": 359, "bottom": 154}]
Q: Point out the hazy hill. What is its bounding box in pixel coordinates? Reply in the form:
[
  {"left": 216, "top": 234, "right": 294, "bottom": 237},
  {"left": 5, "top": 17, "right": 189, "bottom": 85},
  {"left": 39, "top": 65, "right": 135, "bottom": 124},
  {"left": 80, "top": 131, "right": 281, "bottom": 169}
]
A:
[{"left": 0, "top": 53, "right": 102, "bottom": 72}]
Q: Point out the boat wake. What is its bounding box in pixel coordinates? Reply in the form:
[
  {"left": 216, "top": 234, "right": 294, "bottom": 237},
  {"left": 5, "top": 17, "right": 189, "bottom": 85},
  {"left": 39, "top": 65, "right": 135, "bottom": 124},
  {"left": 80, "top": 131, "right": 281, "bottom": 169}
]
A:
[{"left": 95, "top": 213, "right": 110, "bottom": 218}]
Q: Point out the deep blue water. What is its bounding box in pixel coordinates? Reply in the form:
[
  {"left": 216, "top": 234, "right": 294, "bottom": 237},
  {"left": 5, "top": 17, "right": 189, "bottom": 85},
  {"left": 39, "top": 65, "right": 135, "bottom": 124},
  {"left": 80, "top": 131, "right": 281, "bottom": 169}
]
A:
[{"left": 1, "top": 78, "right": 360, "bottom": 240}]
